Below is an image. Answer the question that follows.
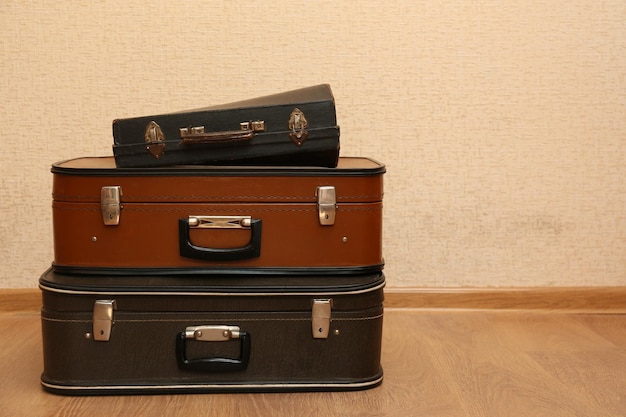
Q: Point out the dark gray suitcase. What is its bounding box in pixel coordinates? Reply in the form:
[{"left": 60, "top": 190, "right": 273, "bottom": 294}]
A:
[
  {"left": 112, "top": 84, "right": 340, "bottom": 168},
  {"left": 40, "top": 269, "right": 384, "bottom": 395}
]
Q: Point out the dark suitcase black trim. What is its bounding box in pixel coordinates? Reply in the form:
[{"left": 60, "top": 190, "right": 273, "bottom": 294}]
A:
[
  {"left": 41, "top": 372, "right": 383, "bottom": 395},
  {"left": 39, "top": 269, "right": 386, "bottom": 295}
]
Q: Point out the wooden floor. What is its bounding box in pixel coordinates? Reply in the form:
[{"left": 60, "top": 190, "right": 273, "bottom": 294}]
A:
[{"left": 1, "top": 303, "right": 625, "bottom": 417}]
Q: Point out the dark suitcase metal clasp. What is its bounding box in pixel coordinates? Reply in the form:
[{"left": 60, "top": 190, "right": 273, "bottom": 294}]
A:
[
  {"left": 144, "top": 121, "right": 166, "bottom": 159},
  {"left": 288, "top": 108, "right": 308, "bottom": 146},
  {"left": 90, "top": 300, "right": 117, "bottom": 342},
  {"left": 312, "top": 299, "right": 332, "bottom": 339}
]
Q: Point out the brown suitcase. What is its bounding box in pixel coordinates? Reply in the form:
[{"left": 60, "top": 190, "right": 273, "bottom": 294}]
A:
[
  {"left": 51, "top": 156, "right": 384, "bottom": 275},
  {"left": 39, "top": 268, "right": 384, "bottom": 394}
]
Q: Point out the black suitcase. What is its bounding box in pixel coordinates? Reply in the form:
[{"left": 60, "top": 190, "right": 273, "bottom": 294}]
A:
[
  {"left": 40, "top": 268, "right": 384, "bottom": 395},
  {"left": 112, "top": 84, "right": 340, "bottom": 168}
]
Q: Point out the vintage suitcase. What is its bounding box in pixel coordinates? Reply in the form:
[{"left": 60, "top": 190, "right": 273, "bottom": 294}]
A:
[
  {"left": 39, "top": 268, "right": 385, "bottom": 394},
  {"left": 51, "top": 156, "right": 384, "bottom": 275},
  {"left": 112, "top": 84, "right": 340, "bottom": 168}
]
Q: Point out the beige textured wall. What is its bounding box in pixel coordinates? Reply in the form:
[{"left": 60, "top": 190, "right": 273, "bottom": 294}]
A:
[{"left": 1, "top": 1, "right": 625, "bottom": 288}]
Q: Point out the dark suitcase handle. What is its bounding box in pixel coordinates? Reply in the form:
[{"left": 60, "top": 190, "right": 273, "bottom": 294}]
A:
[
  {"left": 179, "top": 121, "right": 264, "bottom": 144},
  {"left": 178, "top": 216, "right": 262, "bottom": 261},
  {"left": 176, "top": 325, "right": 251, "bottom": 372}
]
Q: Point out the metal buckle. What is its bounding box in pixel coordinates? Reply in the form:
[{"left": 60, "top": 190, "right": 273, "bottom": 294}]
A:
[
  {"left": 316, "top": 186, "right": 336, "bottom": 226},
  {"left": 92, "top": 300, "right": 117, "bottom": 342},
  {"left": 101, "top": 186, "right": 122, "bottom": 226},
  {"left": 312, "top": 299, "right": 332, "bottom": 339},
  {"left": 144, "top": 121, "right": 166, "bottom": 159},
  {"left": 288, "top": 108, "right": 308, "bottom": 146}
]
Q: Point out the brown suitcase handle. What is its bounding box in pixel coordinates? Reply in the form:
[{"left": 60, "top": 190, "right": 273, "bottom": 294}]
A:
[{"left": 178, "top": 217, "right": 262, "bottom": 261}]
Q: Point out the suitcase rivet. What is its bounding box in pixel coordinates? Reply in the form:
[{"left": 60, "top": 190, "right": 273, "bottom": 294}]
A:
[
  {"left": 334, "top": 329, "right": 340, "bottom": 336},
  {"left": 91, "top": 236, "right": 97, "bottom": 242},
  {"left": 85, "top": 332, "right": 92, "bottom": 339},
  {"left": 195, "top": 330, "right": 203, "bottom": 338},
  {"left": 342, "top": 236, "right": 348, "bottom": 243}
]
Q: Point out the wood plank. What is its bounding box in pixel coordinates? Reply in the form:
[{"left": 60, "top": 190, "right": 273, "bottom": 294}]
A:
[
  {"left": 3, "top": 287, "right": 626, "bottom": 313},
  {"left": 0, "top": 289, "right": 40, "bottom": 312},
  {"left": 384, "top": 286, "right": 626, "bottom": 312},
  {"left": 414, "top": 311, "right": 626, "bottom": 416}
]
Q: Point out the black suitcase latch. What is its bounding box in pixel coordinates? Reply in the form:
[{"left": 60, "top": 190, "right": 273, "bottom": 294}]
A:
[
  {"left": 91, "top": 299, "right": 116, "bottom": 342},
  {"left": 312, "top": 299, "right": 332, "bottom": 339}
]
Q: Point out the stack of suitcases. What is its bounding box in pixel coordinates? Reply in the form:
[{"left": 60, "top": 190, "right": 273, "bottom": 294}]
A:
[{"left": 39, "top": 84, "right": 386, "bottom": 394}]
